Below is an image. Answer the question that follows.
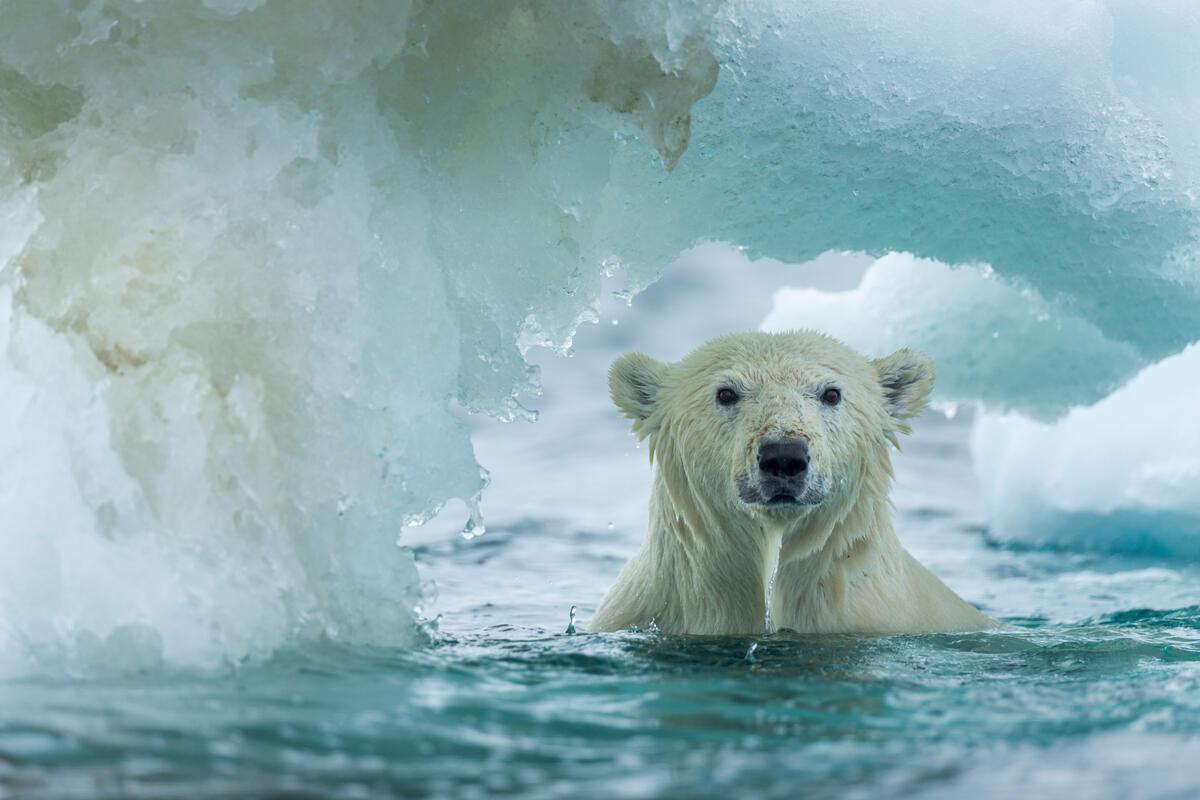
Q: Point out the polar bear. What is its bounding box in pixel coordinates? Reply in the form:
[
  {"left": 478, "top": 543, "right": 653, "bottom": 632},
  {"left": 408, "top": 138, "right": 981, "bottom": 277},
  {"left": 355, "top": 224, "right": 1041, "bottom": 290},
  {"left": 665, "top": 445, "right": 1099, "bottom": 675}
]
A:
[{"left": 589, "top": 331, "right": 994, "bottom": 635}]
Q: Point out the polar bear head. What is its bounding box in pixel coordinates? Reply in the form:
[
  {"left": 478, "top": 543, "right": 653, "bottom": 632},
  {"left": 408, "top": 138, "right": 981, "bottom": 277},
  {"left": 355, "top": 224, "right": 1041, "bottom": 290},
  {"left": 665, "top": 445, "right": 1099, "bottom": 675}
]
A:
[{"left": 609, "top": 331, "right": 933, "bottom": 523}]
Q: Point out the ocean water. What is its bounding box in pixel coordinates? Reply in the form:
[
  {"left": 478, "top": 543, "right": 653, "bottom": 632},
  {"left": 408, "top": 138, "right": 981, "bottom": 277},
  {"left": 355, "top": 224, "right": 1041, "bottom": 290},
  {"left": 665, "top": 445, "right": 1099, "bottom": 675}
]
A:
[{"left": 4, "top": 253, "right": 1200, "bottom": 799}]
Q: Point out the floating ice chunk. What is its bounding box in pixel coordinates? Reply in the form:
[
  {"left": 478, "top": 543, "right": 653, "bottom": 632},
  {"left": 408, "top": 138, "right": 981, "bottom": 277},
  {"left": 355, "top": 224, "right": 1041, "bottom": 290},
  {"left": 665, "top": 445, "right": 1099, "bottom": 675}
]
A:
[{"left": 971, "top": 345, "right": 1200, "bottom": 559}]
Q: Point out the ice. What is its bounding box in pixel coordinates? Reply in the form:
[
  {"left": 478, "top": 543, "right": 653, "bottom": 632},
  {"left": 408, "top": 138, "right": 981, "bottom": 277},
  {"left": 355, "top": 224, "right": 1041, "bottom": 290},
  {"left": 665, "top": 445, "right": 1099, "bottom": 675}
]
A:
[
  {"left": 761, "top": 253, "right": 1143, "bottom": 418},
  {"left": 619, "top": 0, "right": 1200, "bottom": 412},
  {"left": 735, "top": 0, "right": 1200, "bottom": 555},
  {"left": 972, "top": 345, "right": 1200, "bottom": 560},
  {"left": 0, "top": 1, "right": 724, "bottom": 675},
  {"left": 2, "top": 1, "right": 1199, "bottom": 672}
]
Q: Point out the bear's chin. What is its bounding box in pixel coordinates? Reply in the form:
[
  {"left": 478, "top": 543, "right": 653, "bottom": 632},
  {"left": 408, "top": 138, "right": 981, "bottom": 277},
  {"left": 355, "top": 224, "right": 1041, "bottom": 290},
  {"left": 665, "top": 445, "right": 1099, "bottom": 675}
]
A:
[
  {"left": 736, "top": 475, "right": 827, "bottom": 512},
  {"left": 737, "top": 489, "right": 827, "bottom": 518}
]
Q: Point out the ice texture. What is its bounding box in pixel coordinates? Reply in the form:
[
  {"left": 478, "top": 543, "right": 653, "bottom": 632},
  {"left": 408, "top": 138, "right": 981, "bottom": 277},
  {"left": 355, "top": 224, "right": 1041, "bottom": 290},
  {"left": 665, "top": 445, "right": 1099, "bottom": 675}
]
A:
[
  {"left": 621, "top": 0, "right": 1200, "bottom": 409},
  {"left": 0, "top": 0, "right": 724, "bottom": 675},
  {"left": 2, "top": 0, "right": 1199, "bottom": 672},
  {"left": 755, "top": 1, "right": 1200, "bottom": 553}
]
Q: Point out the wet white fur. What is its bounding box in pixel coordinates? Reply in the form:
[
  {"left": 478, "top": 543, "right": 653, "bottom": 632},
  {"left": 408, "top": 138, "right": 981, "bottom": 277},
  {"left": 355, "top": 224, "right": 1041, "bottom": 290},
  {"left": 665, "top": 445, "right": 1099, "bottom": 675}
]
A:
[{"left": 590, "top": 331, "right": 994, "bottom": 635}]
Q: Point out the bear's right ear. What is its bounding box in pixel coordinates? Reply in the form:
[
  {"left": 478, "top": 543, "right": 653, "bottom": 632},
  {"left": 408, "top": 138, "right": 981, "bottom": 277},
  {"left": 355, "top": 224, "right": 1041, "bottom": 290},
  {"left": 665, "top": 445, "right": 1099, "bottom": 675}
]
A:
[
  {"left": 609, "top": 352, "right": 668, "bottom": 425},
  {"left": 872, "top": 347, "right": 935, "bottom": 436}
]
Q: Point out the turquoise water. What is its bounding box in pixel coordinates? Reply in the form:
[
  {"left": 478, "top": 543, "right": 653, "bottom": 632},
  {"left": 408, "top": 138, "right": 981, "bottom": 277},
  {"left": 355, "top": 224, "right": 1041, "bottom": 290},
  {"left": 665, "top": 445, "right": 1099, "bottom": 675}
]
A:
[
  {"left": 4, "top": 584, "right": 1199, "bottom": 797},
  {"left": 4, "top": 260, "right": 1200, "bottom": 799}
]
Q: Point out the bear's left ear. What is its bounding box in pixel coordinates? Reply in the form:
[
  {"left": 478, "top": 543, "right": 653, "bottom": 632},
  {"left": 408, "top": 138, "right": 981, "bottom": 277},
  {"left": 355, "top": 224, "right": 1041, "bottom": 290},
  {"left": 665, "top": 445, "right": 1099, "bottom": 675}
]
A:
[
  {"left": 872, "top": 348, "right": 934, "bottom": 434},
  {"left": 609, "top": 351, "right": 669, "bottom": 427}
]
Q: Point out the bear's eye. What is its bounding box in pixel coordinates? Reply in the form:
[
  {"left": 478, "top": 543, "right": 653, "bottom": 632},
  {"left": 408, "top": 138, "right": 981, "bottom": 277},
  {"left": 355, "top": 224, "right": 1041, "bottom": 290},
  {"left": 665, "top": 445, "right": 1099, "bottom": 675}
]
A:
[
  {"left": 821, "top": 387, "right": 842, "bottom": 406},
  {"left": 716, "top": 387, "right": 740, "bottom": 406}
]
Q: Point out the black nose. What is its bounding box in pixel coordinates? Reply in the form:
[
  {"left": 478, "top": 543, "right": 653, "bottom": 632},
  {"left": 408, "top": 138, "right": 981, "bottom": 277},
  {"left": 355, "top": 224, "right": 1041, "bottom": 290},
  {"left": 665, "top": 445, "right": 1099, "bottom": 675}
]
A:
[{"left": 758, "top": 438, "right": 809, "bottom": 479}]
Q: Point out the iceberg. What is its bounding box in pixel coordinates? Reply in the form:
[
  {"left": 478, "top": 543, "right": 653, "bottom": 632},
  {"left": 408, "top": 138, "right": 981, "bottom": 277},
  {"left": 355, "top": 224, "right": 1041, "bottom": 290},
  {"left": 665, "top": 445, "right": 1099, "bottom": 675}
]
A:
[{"left": 1, "top": 0, "right": 1197, "bottom": 672}]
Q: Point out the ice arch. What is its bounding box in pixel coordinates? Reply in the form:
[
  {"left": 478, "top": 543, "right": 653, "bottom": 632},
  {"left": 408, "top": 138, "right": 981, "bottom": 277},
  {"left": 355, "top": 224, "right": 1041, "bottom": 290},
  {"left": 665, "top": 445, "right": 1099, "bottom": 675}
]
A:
[{"left": 0, "top": 0, "right": 1196, "bottom": 672}]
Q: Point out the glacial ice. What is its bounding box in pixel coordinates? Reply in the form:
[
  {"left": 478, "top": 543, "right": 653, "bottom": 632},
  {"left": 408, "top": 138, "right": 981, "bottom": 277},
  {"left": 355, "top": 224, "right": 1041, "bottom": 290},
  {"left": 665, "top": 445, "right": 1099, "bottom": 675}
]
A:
[
  {"left": 1, "top": 0, "right": 1198, "bottom": 672},
  {"left": 0, "top": 0, "right": 725, "bottom": 674}
]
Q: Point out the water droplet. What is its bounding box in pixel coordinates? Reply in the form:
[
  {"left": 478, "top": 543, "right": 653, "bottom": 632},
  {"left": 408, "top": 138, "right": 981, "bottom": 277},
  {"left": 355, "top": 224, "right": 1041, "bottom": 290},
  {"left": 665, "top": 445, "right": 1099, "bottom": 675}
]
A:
[
  {"left": 461, "top": 507, "right": 485, "bottom": 540},
  {"left": 565, "top": 605, "right": 578, "bottom": 635},
  {"left": 607, "top": 521, "right": 614, "bottom": 530},
  {"left": 647, "top": 617, "right": 660, "bottom": 634},
  {"left": 745, "top": 642, "right": 758, "bottom": 662}
]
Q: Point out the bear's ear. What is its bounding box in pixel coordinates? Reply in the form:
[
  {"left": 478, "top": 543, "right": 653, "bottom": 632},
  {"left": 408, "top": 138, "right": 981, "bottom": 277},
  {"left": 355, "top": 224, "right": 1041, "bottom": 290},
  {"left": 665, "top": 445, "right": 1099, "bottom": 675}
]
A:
[
  {"left": 872, "top": 348, "right": 934, "bottom": 433},
  {"left": 609, "top": 352, "right": 668, "bottom": 424}
]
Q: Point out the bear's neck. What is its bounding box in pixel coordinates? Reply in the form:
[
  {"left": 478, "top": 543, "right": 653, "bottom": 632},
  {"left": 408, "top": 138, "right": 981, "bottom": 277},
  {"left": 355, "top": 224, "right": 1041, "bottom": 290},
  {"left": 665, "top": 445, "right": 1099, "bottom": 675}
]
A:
[{"left": 639, "top": 462, "right": 899, "bottom": 635}]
